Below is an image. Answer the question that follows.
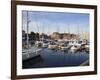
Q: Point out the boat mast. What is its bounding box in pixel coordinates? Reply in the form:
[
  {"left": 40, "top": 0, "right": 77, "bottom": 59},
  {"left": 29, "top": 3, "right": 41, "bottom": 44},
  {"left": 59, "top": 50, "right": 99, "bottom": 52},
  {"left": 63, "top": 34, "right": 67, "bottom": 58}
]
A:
[
  {"left": 34, "top": 13, "right": 40, "bottom": 41},
  {"left": 67, "top": 24, "right": 70, "bottom": 40},
  {"left": 77, "top": 24, "right": 80, "bottom": 40},
  {"left": 26, "top": 11, "right": 31, "bottom": 49},
  {"left": 42, "top": 23, "right": 44, "bottom": 41},
  {"left": 26, "top": 11, "right": 29, "bottom": 49},
  {"left": 37, "top": 23, "right": 40, "bottom": 41},
  {"left": 57, "top": 24, "right": 59, "bottom": 33},
  {"left": 67, "top": 24, "right": 70, "bottom": 34}
]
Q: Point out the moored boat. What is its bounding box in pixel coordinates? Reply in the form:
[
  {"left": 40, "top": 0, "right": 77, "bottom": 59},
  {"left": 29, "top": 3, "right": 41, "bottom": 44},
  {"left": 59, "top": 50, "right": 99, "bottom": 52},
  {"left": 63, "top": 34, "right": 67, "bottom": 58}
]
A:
[
  {"left": 48, "top": 42, "right": 58, "bottom": 50},
  {"left": 22, "top": 47, "right": 42, "bottom": 61}
]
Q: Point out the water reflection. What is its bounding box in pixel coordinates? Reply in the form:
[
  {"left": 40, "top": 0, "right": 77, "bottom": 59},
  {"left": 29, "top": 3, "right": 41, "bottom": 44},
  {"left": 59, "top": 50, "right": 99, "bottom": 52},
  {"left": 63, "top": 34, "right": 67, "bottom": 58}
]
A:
[
  {"left": 23, "top": 55, "right": 43, "bottom": 68},
  {"left": 23, "top": 48, "right": 89, "bottom": 69}
]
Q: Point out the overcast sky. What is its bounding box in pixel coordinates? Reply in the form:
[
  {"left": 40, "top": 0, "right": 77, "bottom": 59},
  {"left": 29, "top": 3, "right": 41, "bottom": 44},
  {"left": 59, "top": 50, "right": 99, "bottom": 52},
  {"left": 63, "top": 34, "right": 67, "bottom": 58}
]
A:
[{"left": 22, "top": 10, "right": 89, "bottom": 35}]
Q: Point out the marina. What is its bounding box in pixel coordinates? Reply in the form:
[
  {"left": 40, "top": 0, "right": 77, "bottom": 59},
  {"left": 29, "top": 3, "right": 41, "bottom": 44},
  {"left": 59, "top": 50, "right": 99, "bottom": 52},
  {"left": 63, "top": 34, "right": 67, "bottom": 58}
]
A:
[{"left": 22, "top": 11, "right": 90, "bottom": 69}]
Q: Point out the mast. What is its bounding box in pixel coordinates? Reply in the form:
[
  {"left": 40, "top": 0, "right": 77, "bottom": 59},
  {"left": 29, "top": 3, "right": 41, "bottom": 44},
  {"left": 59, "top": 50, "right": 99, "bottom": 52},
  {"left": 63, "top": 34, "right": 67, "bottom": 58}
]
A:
[
  {"left": 57, "top": 24, "right": 59, "bottom": 33},
  {"left": 26, "top": 11, "right": 29, "bottom": 49},
  {"left": 37, "top": 23, "right": 40, "bottom": 41},
  {"left": 64, "top": 27, "right": 65, "bottom": 33},
  {"left": 34, "top": 13, "right": 40, "bottom": 41},
  {"left": 77, "top": 24, "right": 79, "bottom": 35},
  {"left": 67, "top": 24, "right": 70, "bottom": 34},
  {"left": 67, "top": 24, "right": 70, "bottom": 40},
  {"left": 42, "top": 23, "right": 44, "bottom": 41},
  {"left": 26, "top": 11, "right": 31, "bottom": 49},
  {"left": 77, "top": 24, "right": 80, "bottom": 40}
]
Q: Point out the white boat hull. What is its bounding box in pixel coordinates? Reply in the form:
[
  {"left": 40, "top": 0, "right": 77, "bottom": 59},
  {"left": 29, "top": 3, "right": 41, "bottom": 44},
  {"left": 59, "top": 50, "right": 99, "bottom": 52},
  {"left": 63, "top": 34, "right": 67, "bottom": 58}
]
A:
[{"left": 22, "top": 48, "right": 42, "bottom": 61}]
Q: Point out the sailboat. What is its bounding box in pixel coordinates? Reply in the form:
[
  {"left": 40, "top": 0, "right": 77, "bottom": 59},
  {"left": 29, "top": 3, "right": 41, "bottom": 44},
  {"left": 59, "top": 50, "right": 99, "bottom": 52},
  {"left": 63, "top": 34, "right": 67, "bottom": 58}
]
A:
[
  {"left": 48, "top": 23, "right": 59, "bottom": 50},
  {"left": 22, "top": 11, "right": 42, "bottom": 61},
  {"left": 59, "top": 25, "right": 70, "bottom": 51},
  {"left": 70, "top": 24, "right": 81, "bottom": 53}
]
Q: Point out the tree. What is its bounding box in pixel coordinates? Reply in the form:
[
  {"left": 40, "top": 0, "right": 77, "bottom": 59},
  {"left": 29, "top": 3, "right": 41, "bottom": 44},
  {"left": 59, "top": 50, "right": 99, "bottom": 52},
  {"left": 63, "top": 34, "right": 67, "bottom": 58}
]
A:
[{"left": 29, "top": 32, "right": 36, "bottom": 40}]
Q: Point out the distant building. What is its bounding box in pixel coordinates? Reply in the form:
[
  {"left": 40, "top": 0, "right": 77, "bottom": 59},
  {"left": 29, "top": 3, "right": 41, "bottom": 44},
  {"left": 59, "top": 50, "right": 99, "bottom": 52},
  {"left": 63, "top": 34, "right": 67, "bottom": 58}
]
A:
[
  {"left": 63, "top": 33, "right": 78, "bottom": 40},
  {"left": 51, "top": 32, "right": 78, "bottom": 40},
  {"left": 51, "top": 32, "right": 61, "bottom": 40},
  {"left": 79, "top": 32, "right": 89, "bottom": 40}
]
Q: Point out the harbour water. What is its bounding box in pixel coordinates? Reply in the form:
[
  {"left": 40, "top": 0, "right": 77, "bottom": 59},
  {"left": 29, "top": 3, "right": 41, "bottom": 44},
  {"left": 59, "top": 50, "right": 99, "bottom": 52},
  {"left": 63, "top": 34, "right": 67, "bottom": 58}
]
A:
[{"left": 22, "top": 48, "right": 89, "bottom": 69}]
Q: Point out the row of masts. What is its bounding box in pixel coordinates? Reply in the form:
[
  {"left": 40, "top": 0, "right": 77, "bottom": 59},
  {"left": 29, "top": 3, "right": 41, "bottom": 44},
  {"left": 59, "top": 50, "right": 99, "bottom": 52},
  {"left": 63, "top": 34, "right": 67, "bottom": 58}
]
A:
[
  {"left": 24, "top": 11, "right": 80, "bottom": 49},
  {"left": 55, "top": 24, "right": 80, "bottom": 36}
]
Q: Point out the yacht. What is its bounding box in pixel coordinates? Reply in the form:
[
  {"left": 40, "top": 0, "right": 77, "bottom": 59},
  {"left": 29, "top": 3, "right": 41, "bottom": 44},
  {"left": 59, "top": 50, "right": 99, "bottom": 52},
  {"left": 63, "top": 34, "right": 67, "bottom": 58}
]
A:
[
  {"left": 70, "top": 45, "right": 80, "bottom": 53},
  {"left": 22, "top": 47, "right": 42, "bottom": 61},
  {"left": 22, "top": 11, "right": 42, "bottom": 61},
  {"left": 48, "top": 42, "right": 58, "bottom": 50}
]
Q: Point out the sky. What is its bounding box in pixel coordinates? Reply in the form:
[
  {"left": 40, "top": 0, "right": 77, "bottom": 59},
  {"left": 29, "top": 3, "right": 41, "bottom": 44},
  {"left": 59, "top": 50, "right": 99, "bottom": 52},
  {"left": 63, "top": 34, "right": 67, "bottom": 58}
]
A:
[{"left": 22, "top": 10, "right": 89, "bottom": 35}]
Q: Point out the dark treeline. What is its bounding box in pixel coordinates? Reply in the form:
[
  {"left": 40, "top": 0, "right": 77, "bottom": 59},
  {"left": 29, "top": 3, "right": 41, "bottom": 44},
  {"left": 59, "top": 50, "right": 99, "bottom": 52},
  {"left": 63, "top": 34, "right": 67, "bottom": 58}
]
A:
[{"left": 23, "top": 31, "right": 50, "bottom": 41}]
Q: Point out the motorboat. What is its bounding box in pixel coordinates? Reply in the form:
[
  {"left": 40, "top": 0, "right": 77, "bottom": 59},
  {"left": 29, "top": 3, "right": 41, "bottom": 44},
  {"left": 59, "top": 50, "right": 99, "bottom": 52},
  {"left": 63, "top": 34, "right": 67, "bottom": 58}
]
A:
[
  {"left": 70, "top": 45, "right": 80, "bottom": 53},
  {"left": 85, "top": 44, "right": 89, "bottom": 53},
  {"left": 35, "top": 41, "right": 43, "bottom": 48},
  {"left": 48, "top": 42, "right": 58, "bottom": 50}
]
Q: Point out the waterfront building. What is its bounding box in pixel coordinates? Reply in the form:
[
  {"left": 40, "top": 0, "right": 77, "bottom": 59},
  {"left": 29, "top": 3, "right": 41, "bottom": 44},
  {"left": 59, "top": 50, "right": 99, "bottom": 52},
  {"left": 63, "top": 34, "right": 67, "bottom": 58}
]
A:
[
  {"left": 79, "top": 32, "right": 89, "bottom": 40},
  {"left": 51, "top": 32, "right": 78, "bottom": 40},
  {"left": 51, "top": 32, "right": 61, "bottom": 40}
]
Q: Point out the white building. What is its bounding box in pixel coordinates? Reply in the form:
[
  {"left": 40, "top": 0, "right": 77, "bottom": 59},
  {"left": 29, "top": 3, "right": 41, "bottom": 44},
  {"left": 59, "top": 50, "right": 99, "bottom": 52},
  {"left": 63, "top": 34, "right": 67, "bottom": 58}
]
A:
[{"left": 79, "top": 32, "right": 89, "bottom": 40}]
